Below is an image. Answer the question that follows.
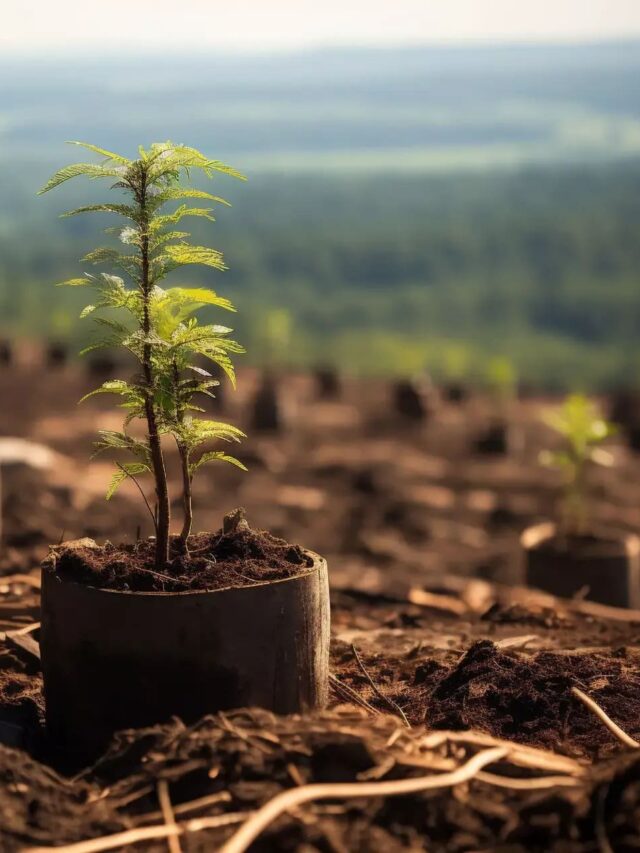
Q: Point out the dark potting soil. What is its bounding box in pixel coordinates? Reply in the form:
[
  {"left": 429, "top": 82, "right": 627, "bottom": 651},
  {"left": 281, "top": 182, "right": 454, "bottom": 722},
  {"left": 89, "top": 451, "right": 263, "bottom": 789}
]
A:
[
  {"left": 424, "top": 640, "right": 640, "bottom": 757},
  {"left": 45, "top": 522, "right": 315, "bottom": 593},
  {"left": 333, "top": 623, "right": 640, "bottom": 761},
  {"left": 6, "top": 708, "right": 640, "bottom": 852}
]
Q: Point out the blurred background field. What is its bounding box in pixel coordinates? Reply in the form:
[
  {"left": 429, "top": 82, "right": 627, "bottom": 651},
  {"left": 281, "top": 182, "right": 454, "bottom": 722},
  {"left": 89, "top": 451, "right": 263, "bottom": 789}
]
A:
[{"left": 1, "top": 39, "right": 640, "bottom": 388}]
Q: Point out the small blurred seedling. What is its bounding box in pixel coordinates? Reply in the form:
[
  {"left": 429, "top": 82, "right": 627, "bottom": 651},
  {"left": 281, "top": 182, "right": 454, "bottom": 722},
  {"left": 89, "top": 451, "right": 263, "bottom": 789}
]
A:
[
  {"left": 485, "top": 356, "right": 517, "bottom": 407},
  {"left": 441, "top": 343, "right": 470, "bottom": 381},
  {"left": 539, "top": 393, "right": 616, "bottom": 535}
]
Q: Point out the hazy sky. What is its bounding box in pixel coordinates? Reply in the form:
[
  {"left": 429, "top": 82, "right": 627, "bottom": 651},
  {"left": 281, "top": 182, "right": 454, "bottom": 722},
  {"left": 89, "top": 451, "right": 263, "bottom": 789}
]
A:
[{"left": 3, "top": 0, "right": 640, "bottom": 54}]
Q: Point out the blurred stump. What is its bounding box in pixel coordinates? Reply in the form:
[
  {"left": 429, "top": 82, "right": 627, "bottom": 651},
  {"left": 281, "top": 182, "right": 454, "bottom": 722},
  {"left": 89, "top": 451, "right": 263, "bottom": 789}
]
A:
[
  {"left": 393, "top": 378, "right": 430, "bottom": 422},
  {"left": 441, "top": 381, "right": 468, "bottom": 404},
  {"left": 46, "top": 341, "right": 68, "bottom": 370},
  {"left": 0, "top": 340, "right": 12, "bottom": 368},
  {"left": 314, "top": 366, "right": 341, "bottom": 400},
  {"left": 609, "top": 389, "right": 640, "bottom": 429},
  {"left": 251, "top": 374, "right": 281, "bottom": 433}
]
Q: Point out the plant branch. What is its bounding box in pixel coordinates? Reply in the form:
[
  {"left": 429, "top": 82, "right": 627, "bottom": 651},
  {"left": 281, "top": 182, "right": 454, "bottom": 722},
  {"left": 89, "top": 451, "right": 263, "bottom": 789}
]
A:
[{"left": 115, "top": 463, "right": 157, "bottom": 532}]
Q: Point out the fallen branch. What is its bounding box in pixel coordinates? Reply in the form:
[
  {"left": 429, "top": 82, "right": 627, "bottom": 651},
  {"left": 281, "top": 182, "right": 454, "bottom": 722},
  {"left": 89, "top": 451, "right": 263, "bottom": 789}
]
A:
[
  {"left": 137, "top": 791, "right": 231, "bottom": 824},
  {"left": 571, "top": 686, "right": 640, "bottom": 749},
  {"left": 218, "top": 746, "right": 507, "bottom": 853},
  {"left": 351, "top": 644, "right": 410, "bottom": 728},
  {"left": 407, "top": 587, "right": 468, "bottom": 615}
]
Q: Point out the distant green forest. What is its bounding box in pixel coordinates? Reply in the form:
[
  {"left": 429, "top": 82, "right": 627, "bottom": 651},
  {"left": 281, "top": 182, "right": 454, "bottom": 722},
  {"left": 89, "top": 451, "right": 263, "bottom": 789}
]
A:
[
  {"left": 1, "top": 44, "right": 640, "bottom": 388},
  {"left": 1, "top": 160, "right": 639, "bottom": 389}
]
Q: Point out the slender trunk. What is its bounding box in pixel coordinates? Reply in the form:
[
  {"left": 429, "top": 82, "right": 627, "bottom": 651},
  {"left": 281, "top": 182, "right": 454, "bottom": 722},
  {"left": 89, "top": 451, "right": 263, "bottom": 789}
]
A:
[
  {"left": 172, "top": 360, "right": 192, "bottom": 551},
  {"left": 178, "top": 446, "right": 193, "bottom": 548},
  {"left": 139, "top": 174, "right": 170, "bottom": 568}
]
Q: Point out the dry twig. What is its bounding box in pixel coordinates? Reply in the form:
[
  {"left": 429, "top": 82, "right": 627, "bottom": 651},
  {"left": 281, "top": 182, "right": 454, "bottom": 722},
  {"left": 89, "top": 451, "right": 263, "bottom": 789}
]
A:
[
  {"left": 350, "top": 644, "right": 411, "bottom": 728},
  {"left": 157, "top": 780, "right": 181, "bottom": 853},
  {"left": 329, "top": 673, "right": 380, "bottom": 715}
]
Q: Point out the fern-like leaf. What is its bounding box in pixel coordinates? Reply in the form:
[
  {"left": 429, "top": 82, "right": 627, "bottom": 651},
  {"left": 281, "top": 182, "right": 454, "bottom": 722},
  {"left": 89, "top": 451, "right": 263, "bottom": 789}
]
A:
[
  {"left": 38, "top": 163, "right": 125, "bottom": 194},
  {"left": 67, "top": 141, "right": 131, "bottom": 164},
  {"left": 191, "top": 451, "right": 247, "bottom": 474},
  {"left": 106, "top": 462, "right": 151, "bottom": 500}
]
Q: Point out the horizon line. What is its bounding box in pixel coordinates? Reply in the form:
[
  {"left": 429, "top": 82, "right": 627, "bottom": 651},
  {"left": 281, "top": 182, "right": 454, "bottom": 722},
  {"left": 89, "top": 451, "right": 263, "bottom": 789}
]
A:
[{"left": 2, "top": 33, "right": 640, "bottom": 61}]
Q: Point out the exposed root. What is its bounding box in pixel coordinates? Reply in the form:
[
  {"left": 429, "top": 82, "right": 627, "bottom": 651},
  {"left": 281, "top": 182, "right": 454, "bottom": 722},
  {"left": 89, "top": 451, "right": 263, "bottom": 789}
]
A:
[
  {"left": 329, "top": 672, "right": 380, "bottom": 715},
  {"left": 23, "top": 812, "right": 251, "bottom": 853},
  {"left": 218, "top": 746, "right": 508, "bottom": 853},
  {"left": 351, "top": 643, "right": 411, "bottom": 727},
  {"left": 157, "top": 780, "right": 181, "bottom": 853},
  {"left": 571, "top": 686, "right": 640, "bottom": 749}
]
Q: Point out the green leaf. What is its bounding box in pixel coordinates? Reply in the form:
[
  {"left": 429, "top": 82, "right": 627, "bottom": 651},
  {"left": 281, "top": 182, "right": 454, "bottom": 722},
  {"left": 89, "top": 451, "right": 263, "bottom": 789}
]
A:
[
  {"left": 80, "top": 379, "right": 143, "bottom": 404},
  {"left": 160, "top": 244, "right": 227, "bottom": 271},
  {"left": 106, "top": 462, "right": 151, "bottom": 500},
  {"left": 147, "top": 143, "right": 246, "bottom": 181},
  {"left": 38, "top": 163, "right": 125, "bottom": 194},
  {"left": 92, "top": 429, "right": 150, "bottom": 462},
  {"left": 192, "top": 451, "right": 247, "bottom": 474},
  {"left": 67, "top": 141, "right": 130, "bottom": 164},
  {"left": 56, "top": 277, "right": 92, "bottom": 287},
  {"left": 149, "top": 187, "right": 231, "bottom": 209},
  {"left": 61, "top": 203, "right": 139, "bottom": 221},
  {"left": 150, "top": 205, "right": 215, "bottom": 231}
]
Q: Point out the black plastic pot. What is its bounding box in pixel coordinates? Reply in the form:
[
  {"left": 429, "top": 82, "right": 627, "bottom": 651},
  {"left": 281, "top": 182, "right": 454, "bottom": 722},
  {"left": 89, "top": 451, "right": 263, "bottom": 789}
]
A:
[
  {"left": 522, "top": 522, "right": 640, "bottom": 608},
  {"left": 46, "top": 341, "right": 68, "bottom": 369},
  {"left": 626, "top": 423, "right": 640, "bottom": 453},
  {"left": 40, "top": 548, "right": 330, "bottom": 763}
]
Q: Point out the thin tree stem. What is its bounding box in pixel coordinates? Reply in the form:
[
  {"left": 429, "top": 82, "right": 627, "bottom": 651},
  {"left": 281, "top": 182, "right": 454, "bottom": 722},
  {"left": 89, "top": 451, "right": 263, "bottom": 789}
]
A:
[
  {"left": 115, "top": 462, "right": 157, "bottom": 533},
  {"left": 178, "top": 446, "right": 193, "bottom": 550},
  {"left": 172, "top": 360, "right": 193, "bottom": 553},
  {"left": 139, "top": 168, "right": 170, "bottom": 568}
]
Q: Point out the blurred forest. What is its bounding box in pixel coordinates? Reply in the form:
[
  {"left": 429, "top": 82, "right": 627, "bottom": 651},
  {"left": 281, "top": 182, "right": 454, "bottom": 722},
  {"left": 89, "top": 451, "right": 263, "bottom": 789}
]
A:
[{"left": 1, "top": 42, "right": 640, "bottom": 388}]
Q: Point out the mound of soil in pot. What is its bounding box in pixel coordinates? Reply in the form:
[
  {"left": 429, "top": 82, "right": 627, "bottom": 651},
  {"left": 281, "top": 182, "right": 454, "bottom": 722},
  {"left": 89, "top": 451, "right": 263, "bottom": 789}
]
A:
[{"left": 45, "top": 517, "right": 315, "bottom": 593}]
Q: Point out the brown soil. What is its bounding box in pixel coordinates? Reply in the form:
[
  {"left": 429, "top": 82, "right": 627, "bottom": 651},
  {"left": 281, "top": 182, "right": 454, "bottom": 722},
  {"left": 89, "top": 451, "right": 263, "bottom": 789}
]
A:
[
  {"left": 45, "top": 524, "right": 314, "bottom": 592},
  {"left": 4, "top": 370, "right": 640, "bottom": 848},
  {"left": 1, "top": 708, "right": 640, "bottom": 852},
  {"left": 426, "top": 640, "right": 640, "bottom": 756}
]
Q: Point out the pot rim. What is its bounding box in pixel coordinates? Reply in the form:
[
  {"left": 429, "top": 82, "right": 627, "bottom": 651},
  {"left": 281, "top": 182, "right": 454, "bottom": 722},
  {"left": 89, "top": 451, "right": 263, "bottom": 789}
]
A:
[
  {"left": 42, "top": 547, "right": 326, "bottom": 598},
  {"left": 520, "top": 521, "right": 640, "bottom": 558}
]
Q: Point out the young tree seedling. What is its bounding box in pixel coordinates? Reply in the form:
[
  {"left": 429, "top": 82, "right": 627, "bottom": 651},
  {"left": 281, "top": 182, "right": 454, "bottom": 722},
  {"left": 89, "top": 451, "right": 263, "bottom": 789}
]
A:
[
  {"left": 539, "top": 393, "right": 615, "bottom": 536},
  {"left": 485, "top": 356, "right": 517, "bottom": 413},
  {"left": 39, "top": 142, "right": 247, "bottom": 568}
]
